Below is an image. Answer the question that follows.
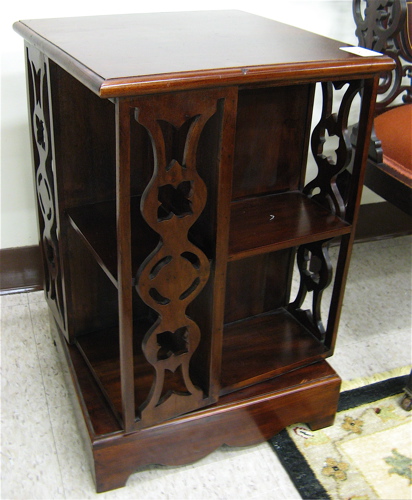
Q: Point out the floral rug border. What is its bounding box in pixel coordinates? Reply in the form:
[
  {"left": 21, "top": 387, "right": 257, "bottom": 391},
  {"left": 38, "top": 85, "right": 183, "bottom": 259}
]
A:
[{"left": 269, "top": 373, "right": 409, "bottom": 500}]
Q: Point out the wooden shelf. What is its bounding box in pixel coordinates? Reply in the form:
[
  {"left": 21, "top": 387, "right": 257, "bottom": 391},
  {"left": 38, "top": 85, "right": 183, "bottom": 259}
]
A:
[
  {"left": 60, "top": 320, "right": 339, "bottom": 440},
  {"left": 75, "top": 322, "right": 159, "bottom": 422},
  {"left": 76, "top": 328, "right": 122, "bottom": 425},
  {"left": 67, "top": 197, "right": 158, "bottom": 287},
  {"left": 76, "top": 306, "right": 328, "bottom": 416},
  {"left": 220, "top": 308, "right": 328, "bottom": 395},
  {"left": 75, "top": 318, "right": 209, "bottom": 423},
  {"left": 67, "top": 201, "right": 118, "bottom": 286},
  {"left": 68, "top": 191, "right": 351, "bottom": 286},
  {"left": 229, "top": 191, "right": 351, "bottom": 260}
]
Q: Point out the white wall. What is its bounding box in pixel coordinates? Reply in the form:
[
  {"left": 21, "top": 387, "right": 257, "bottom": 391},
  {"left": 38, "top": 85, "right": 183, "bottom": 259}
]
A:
[{"left": 2, "top": 0, "right": 375, "bottom": 250}]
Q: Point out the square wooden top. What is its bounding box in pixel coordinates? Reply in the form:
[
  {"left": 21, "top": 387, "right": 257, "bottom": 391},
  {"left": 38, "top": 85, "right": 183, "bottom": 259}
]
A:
[{"left": 14, "top": 10, "right": 394, "bottom": 97}]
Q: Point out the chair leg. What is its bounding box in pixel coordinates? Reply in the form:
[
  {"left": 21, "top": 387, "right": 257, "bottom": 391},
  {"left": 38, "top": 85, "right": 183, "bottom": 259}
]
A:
[{"left": 400, "top": 371, "right": 412, "bottom": 411}]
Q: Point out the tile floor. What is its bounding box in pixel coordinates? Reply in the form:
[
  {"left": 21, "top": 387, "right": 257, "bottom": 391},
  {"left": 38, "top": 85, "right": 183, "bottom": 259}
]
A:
[{"left": 1, "top": 235, "right": 411, "bottom": 499}]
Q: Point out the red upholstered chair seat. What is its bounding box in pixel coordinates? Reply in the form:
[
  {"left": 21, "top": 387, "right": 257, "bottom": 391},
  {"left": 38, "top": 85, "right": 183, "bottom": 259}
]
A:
[{"left": 374, "top": 104, "right": 412, "bottom": 187}]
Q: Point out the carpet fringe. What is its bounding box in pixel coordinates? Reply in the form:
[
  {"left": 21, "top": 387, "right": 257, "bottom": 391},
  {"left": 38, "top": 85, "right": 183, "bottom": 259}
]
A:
[{"left": 341, "top": 365, "right": 411, "bottom": 392}]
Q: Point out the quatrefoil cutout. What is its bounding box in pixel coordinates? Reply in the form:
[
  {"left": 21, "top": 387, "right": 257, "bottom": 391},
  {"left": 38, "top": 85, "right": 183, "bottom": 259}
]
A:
[
  {"left": 157, "top": 327, "right": 189, "bottom": 360},
  {"left": 157, "top": 181, "right": 193, "bottom": 221}
]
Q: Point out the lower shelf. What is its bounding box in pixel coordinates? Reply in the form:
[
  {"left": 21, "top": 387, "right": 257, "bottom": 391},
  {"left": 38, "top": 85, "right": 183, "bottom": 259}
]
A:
[
  {"left": 74, "top": 306, "right": 328, "bottom": 427},
  {"left": 52, "top": 315, "right": 340, "bottom": 493},
  {"left": 75, "top": 319, "right": 209, "bottom": 425},
  {"left": 220, "top": 308, "right": 328, "bottom": 395}
]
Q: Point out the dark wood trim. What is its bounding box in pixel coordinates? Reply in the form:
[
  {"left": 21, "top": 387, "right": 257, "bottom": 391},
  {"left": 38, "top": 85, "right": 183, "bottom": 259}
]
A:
[
  {"left": 354, "top": 201, "right": 412, "bottom": 242},
  {"left": 0, "top": 245, "right": 43, "bottom": 295}
]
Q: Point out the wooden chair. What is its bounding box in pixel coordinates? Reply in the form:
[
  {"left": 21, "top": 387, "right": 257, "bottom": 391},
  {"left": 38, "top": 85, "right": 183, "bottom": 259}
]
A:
[
  {"left": 353, "top": 1, "right": 412, "bottom": 411},
  {"left": 353, "top": 0, "right": 412, "bottom": 215}
]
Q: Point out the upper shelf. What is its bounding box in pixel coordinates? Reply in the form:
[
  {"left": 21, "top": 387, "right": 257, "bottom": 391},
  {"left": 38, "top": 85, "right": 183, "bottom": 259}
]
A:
[
  {"left": 67, "top": 201, "right": 118, "bottom": 286},
  {"left": 67, "top": 197, "right": 158, "bottom": 287},
  {"left": 229, "top": 191, "right": 351, "bottom": 260},
  {"left": 13, "top": 11, "right": 395, "bottom": 98},
  {"left": 68, "top": 190, "right": 351, "bottom": 287}
]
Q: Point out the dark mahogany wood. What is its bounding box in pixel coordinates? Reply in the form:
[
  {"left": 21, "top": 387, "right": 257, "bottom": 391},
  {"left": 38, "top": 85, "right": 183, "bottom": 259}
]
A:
[
  {"left": 0, "top": 245, "right": 43, "bottom": 294},
  {"left": 229, "top": 192, "right": 351, "bottom": 260},
  {"left": 67, "top": 197, "right": 159, "bottom": 286},
  {"left": 52, "top": 315, "right": 340, "bottom": 493},
  {"left": 221, "top": 309, "right": 328, "bottom": 394},
  {"left": 232, "top": 85, "right": 315, "bottom": 199},
  {"left": 325, "top": 77, "right": 382, "bottom": 352},
  {"left": 25, "top": 45, "right": 67, "bottom": 336},
  {"left": 129, "top": 89, "right": 229, "bottom": 427},
  {"left": 14, "top": 11, "right": 393, "bottom": 97},
  {"left": 223, "top": 250, "right": 294, "bottom": 324},
  {"left": 14, "top": 10, "right": 395, "bottom": 493}
]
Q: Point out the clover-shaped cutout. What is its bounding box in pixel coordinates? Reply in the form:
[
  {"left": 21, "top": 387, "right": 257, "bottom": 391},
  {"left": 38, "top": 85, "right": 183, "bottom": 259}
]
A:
[
  {"left": 157, "top": 181, "right": 193, "bottom": 221},
  {"left": 157, "top": 327, "right": 189, "bottom": 360}
]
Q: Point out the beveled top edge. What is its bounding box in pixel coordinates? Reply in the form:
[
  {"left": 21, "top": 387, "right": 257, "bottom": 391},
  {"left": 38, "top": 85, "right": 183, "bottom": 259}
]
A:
[
  {"left": 13, "top": 19, "right": 105, "bottom": 95},
  {"left": 99, "top": 58, "right": 395, "bottom": 98},
  {"left": 13, "top": 11, "right": 395, "bottom": 98}
]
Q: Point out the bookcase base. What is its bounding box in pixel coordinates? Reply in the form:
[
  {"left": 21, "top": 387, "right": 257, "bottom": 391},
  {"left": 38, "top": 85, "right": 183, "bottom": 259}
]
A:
[{"left": 52, "top": 317, "right": 340, "bottom": 493}]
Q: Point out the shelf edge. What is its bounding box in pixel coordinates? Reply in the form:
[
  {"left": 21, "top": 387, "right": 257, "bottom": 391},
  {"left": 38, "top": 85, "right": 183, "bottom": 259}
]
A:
[
  {"left": 228, "top": 225, "right": 352, "bottom": 261},
  {"left": 67, "top": 211, "right": 119, "bottom": 288}
]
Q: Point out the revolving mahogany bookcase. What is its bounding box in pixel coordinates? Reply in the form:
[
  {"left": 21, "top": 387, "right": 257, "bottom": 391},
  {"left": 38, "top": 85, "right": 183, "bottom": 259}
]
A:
[{"left": 14, "top": 11, "right": 394, "bottom": 492}]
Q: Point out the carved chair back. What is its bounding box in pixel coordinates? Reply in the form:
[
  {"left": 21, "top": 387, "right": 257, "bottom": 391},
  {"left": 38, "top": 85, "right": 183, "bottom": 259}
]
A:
[
  {"left": 352, "top": 0, "right": 412, "bottom": 216},
  {"left": 353, "top": 0, "right": 411, "bottom": 112}
]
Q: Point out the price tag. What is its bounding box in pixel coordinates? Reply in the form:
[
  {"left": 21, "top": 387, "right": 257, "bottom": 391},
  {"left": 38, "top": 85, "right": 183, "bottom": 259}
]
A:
[{"left": 339, "top": 46, "right": 382, "bottom": 57}]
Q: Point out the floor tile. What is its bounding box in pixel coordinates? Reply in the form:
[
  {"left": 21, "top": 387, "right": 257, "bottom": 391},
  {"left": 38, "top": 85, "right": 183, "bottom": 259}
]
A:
[
  {"left": 29, "top": 300, "right": 71, "bottom": 405},
  {"left": 0, "top": 292, "right": 29, "bottom": 308},
  {"left": 1, "top": 303, "right": 65, "bottom": 499},
  {"left": 27, "top": 290, "right": 46, "bottom": 303}
]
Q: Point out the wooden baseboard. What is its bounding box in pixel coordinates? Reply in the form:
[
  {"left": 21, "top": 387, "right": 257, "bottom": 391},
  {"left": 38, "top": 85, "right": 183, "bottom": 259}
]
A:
[
  {"left": 355, "top": 202, "right": 412, "bottom": 242},
  {"left": 0, "top": 245, "right": 43, "bottom": 295},
  {"left": 0, "top": 202, "right": 410, "bottom": 295}
]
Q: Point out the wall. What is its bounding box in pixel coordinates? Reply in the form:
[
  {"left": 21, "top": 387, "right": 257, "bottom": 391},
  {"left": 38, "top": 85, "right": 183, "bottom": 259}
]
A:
[{"left": 2, "top": 0, "right": 379, "bottom": 250}]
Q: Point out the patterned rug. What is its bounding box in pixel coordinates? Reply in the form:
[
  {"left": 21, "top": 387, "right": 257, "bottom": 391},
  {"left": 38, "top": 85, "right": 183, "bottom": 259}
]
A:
[{"left": 270, "top": 367, "right": 412, "bottom": 500}]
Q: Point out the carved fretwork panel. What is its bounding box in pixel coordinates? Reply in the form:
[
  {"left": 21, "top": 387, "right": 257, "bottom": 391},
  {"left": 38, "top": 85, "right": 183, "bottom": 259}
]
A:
[
  {"left": 133, "top": 91, "right": 223, "bottom": 426},
  {"left": 26, "top": 44, "right": 66, "bottom": 331},
  {"left": 353, "top": 0, "right": 412, "bottom": 109},
  {"left": 288, "top": 240, "right": 333, "bottom": 342},
  {"left": 304, "top": 80, "right": 362, "bottom": 218}
]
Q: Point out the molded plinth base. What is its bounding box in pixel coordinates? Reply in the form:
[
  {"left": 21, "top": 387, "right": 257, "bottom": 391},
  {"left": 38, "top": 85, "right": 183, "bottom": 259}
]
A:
[{"left": 52, "top": 317, "right": 341, "bottom": 493}]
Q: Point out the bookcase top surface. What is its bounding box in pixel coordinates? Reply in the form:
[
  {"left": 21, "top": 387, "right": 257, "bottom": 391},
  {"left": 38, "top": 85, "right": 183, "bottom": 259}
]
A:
[{"left": 14, "top": 10, "right": 394, "bottom": 97}]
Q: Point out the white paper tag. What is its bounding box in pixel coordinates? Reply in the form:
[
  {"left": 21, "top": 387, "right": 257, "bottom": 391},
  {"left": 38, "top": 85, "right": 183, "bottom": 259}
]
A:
[{"left": 339, "top": 46, "right": 382, "bottom": 57}]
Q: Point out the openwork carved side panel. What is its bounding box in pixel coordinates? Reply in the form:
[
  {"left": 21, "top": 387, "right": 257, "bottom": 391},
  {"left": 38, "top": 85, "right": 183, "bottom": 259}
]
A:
[
  {"left": 26, "top": 45, "right": 65, "bottom": 331},
  {"left": 304, "top": 80, "right": 362, "bottom": 218},
  {"left": 288, "top": 239, "right": 333, "bottom": 342},
  {"left": 134, "top": 91, "right": 220, "bottom": 426},
  {"left": 353, "top": 0, "right": 412, "bottom": 109}
]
